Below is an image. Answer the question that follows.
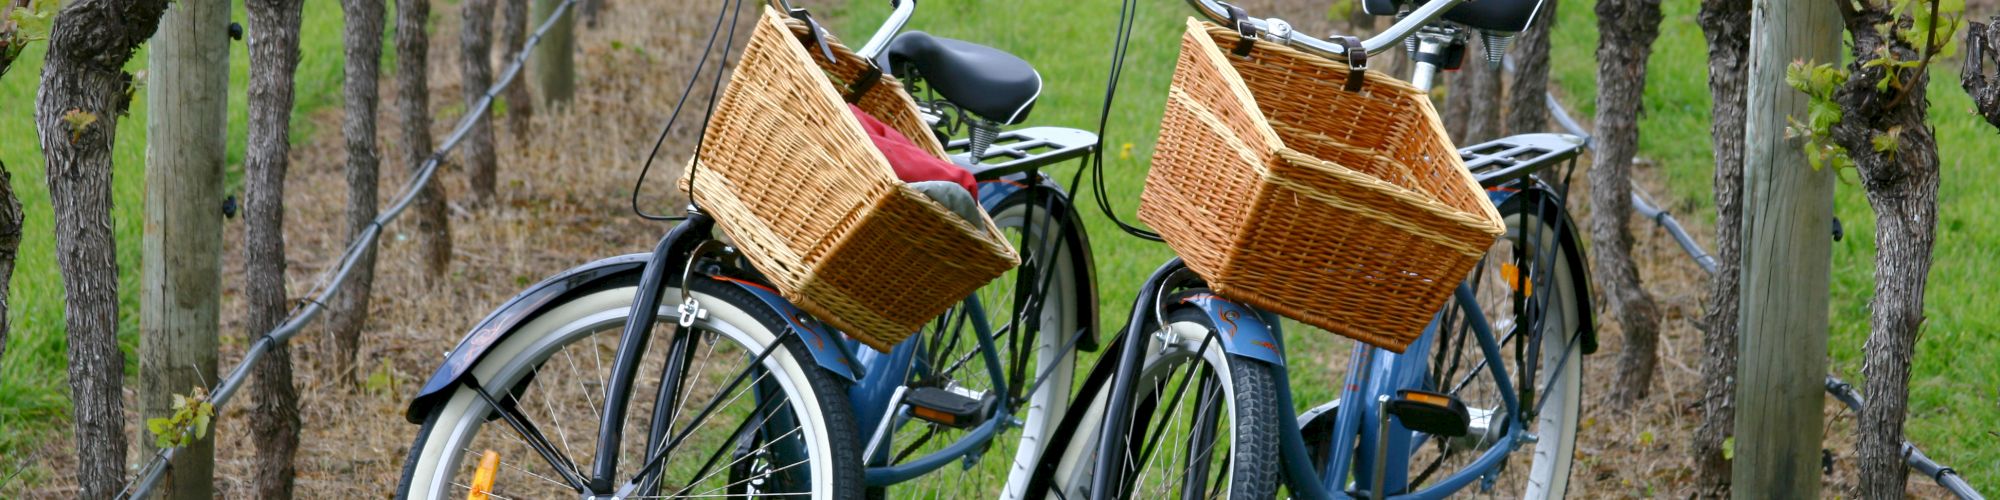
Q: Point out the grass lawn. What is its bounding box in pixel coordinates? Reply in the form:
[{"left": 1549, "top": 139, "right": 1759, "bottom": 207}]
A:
[
  {"left": 0, "top": 0, "right": 356, "bottom": 462},
  {"left": 1549, "top": 0, "right": 1999, "bottom": 484}
]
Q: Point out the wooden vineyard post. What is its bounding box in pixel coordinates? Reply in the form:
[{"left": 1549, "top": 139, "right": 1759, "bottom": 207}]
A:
[
  {"left": 530, "top": 0, "right": 573, "bottom": 106},
  {"left": 1731, "top": 0, "right": 1839, "bottom": 494},
  {"left": 141, "top": 0, "right": 230, "bottom": 496}
]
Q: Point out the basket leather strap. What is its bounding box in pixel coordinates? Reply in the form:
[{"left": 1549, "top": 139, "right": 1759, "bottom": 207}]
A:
[
  {"left": 789, "top": 8, "right": 839, "bottom": 63},
  {"left": 1226, "top": 4, "right": 1259, "bottom": 57},
  {"left": 1336, "top": 35, "right": 1368, "bottom": 92},
  {"left": 846, "top": 66, "right": 882, "bottom": 103}
]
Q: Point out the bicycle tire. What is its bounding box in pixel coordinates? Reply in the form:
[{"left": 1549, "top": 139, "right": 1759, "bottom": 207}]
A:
[
  {"left": 1104, "top": 306, "right": 1283, "bottom": 500},
  {"left": 396, "top": 276, "right": 865, "bottom": 499},
  {"left": 1411, "top": 192, "right": 1584, "bottom": 498}
]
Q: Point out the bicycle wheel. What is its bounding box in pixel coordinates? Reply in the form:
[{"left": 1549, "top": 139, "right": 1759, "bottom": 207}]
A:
[
  {"left": 398, "top": 276, "right": 864, "bottom": 499},
  {"left": 1410, "top": 194, "right": 1585, "bottom": 498},
  {"left": 868, "top": 189, "right": 1084, "bottom": 499},
  {"left": 1102, "top": 305, "right": 1283, "bottom": 499}
]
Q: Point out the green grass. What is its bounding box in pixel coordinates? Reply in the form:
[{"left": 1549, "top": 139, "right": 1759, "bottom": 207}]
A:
[
  {"left": 1550, "top": 0, "right": 1999, "bottom": 487},
  {"left": 0, "top": 0, "right": 356, "bottom": 467}
]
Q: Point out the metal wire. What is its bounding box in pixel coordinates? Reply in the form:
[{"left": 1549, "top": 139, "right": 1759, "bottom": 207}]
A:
[{"left": 117, "top": 0, "right": 579, "bottom": 496}]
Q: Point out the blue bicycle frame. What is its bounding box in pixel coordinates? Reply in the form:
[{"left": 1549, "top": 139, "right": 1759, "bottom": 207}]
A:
[
  {"left": 847, "top": 296, "right": 1014, "bottom": 486},
  {"left": 1266, "top": 285, "right": 1526, "bottom": 500}
]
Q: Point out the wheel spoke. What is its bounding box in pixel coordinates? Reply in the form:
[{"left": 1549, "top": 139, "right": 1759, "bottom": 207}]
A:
[{"left": 465, "top": 377, "right": 590, "bottom": 491}]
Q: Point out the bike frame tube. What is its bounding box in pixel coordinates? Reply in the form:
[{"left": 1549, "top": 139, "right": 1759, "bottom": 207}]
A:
[
  {"left": 1281, "top": 283, "right": 1526, "bottom": 499},
  {"left": 860, "top": 296, "right": 1015, "bottom": 485},
  {"left": 853, "top": 334, "right": 923, "bottom": 466}
]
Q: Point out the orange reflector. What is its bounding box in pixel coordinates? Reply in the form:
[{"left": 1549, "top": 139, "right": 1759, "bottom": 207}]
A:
[
  {"left": 1403, "top": 391, "right": 1452, "bottom": 408},
  {"left": 1500, "top": 263, "right": 1532, "bottom": 296},
  {"left": 912, "top": 405, "right": 961, "bottom": 426},
  {"left": 468, "top": 449, "right": 500, "bottom": 500}
]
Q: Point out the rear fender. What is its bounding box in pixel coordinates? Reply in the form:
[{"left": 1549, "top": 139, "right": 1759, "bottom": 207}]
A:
[
  {"left": 975, "top": 174, "right": 1102, "bottom": 352},
  {"left": 1487, "top": 182, "right": 1598, "bottom": 354},
  {"left": 708, "top": 276, "right": 864, "bottom": 382}
]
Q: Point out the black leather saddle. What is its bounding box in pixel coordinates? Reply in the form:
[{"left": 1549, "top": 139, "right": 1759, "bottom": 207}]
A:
[
  {"left": 877, "top": 31, "right": 1041, "bottom": 125},
  {"left": 1363, "top": 0, "right": 1546, "bottom": 33}
]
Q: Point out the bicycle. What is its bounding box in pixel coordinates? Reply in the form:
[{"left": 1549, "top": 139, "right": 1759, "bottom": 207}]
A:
[
  {"left": 1030, "top": 0, "right": 1596, "bottom": 498},
  {"left": 393, "top": 1, "right": 1103, "bottom": 497}
]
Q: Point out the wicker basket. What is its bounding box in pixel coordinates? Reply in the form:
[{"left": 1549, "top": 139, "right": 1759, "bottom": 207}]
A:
[
  {"left": 1139, "top": 19, "right": 1504, "bottom": 352},
  {"left": 682, "top": 8, "right": 1019, "bottom": 352}
]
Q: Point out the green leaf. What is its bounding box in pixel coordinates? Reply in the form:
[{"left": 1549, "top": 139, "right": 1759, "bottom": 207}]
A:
[
  {"left": 6, "top": 0, "right": 57, "bottom": 41},
  {"left": 1809, "top": 100, "right": 1843, "bottom": 131},
  {"left": 146, "top": 417, "right": 172, "bottom": 436},
  {"left": 1723, "top": 437, "right": 1736, "bottom": 460},
  {"left": 1639, "top": 430, "right": 1655, "bottom": 446},
  {"left": 1872, "top": 129, "right": 1902, "bottom": 153},
  {"left": 1785, "top": 61, "right": 1812, "bottom": 93},
  {"left": 144, "top": 387, "right": 215, "bottom": 450}
]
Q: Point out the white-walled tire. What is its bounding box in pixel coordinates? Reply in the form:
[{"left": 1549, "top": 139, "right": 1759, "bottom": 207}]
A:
[{"left": 397, "top": 277, "right": 864, "bottom": 499}]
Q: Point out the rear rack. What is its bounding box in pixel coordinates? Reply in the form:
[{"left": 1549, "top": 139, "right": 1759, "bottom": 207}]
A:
[
  {"left": 947, "top": 126, "right": 1098, "bottom": 180},
  {"left": 1461, "top": 133, "right": 1586, "bottom": 188}
]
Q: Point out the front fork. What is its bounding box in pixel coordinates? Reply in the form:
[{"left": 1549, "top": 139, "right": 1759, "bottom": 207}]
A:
[{"left": 589, "top": 211, "right": 715, "bottom": 493}]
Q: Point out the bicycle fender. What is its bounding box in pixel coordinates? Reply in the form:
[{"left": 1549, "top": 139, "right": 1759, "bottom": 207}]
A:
[
  {"left": 711, "top": 277, "right": 865, "bottom": 382},
  {"left": 1486, "top": 183, "right": 1599, "bottom": 355},
  {"left": 976, "top": 176, "right": 1103, "bottom": 352},
  {"left": 407, "top": 253, "right": 651, "bottom": 423},
  {"left": 1176, "top": 292, "right": 1286, "bottom": 367}
]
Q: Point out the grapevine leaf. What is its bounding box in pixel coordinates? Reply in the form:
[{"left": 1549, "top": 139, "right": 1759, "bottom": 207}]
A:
[
  {"left": 1871, "top": 128, "right": 1902, "bottom": 153},
  {"left": 5, "top": 0, "right": 56, "bottom": 41}
]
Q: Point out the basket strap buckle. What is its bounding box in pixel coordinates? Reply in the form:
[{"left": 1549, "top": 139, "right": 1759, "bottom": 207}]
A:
[
  {"left": 1225, "top": 4, "right": 1260, "bottom": 57},
  {"left": 789, "top": 7, "right": 839, "bottom": 63},
  {"left": 1335, "top": 35, "right": 1368, "bottom": 92}
]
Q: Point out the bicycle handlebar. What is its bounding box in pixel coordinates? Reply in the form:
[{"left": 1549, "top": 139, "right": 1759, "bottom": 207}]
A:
[
  {"left": 1183, "top": 0, "right": 1469, "bottom": 60},
  {"left": 761, "top": 0, "right": 912, "bottom": 60},
  {"left": 856, "top": 0, "right": 914, "bottom": 59}
]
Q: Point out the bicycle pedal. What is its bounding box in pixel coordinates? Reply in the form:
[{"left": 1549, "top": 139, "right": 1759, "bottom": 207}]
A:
[
  {"left": 1386, "top": 389, "right": 1470, "bottom": 437},
  {"left": 905, "top": 386, "right": 994, "bottom": 429}
]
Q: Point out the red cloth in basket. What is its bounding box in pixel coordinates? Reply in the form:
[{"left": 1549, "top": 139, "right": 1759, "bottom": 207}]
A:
[{"left": 848, "top": 104, "right": 976, "bottom": 194}]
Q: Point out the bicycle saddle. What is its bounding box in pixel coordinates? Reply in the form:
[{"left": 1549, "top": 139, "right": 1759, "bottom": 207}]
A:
[
  {"left": 877, "top": 31, "right": 1041, "bottom": 125},
  {"left": 1363, "top": 0, "right": 1544, "bottom": 33}
]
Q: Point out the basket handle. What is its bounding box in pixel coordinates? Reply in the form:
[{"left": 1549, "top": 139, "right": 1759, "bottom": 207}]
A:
[{"left": 1334, "top": 36, "right": 1368, "bottom": 92}]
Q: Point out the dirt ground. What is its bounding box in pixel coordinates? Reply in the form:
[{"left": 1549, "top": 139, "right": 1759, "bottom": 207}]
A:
[
  {"left": 16, "top": 0, "right": 710, "bottom": 496},
  {"left": 9, "top": 0, "right": 1961, "bottom": 497}
]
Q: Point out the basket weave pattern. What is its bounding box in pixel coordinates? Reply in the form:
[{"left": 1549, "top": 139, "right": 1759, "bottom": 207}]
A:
[
  {"left": 1140, "top": 19, "right": 1504, "bottom": 352},
  {"left": 683, "top": 8, "right": 1018, "bottom": 351}
]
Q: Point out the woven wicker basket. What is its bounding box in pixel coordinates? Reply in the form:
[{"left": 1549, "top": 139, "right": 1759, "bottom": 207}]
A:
[
  {"left": 1140, "top": 19, "right": 1505, "bottom": 352},
  {"left": 682, "top": 8, "right": 1019, "bottom": 352}
]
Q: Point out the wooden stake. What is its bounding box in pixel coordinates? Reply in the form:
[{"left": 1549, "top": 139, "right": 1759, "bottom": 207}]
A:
[
  {"left": 141, "top": 0, "right": 230, "bottom": 496},
  {"left": 1731, "top": 0, "right": 1839, "bottom": 493}
]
